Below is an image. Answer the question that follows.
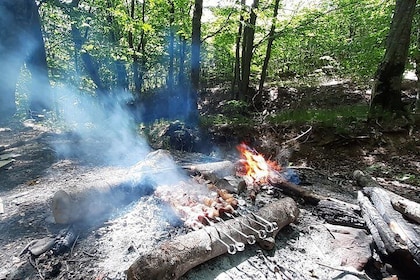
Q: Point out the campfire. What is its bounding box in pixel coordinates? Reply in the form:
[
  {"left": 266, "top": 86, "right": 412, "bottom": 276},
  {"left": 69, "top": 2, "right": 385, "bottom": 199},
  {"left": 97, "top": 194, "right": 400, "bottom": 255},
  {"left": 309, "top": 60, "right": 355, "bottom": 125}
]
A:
[
  {"left": 44, "top": 145, "right": 301, "bottom": 279},
  {"left": 236, "top": 142, "right": 282, "bottom": 186},
  {"left": 13, "top": 142, "right": 420, "bottom": 280}
]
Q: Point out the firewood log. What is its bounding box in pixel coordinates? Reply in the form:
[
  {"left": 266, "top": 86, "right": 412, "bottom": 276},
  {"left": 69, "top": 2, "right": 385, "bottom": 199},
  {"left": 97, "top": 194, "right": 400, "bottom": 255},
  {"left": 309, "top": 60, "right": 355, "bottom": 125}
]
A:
[
  {"left": 182, "top": 161, "right": 239, "bottom": 192},
  {"left": 126, "top": 197, "right": 299, "bottom": 280},
  {"left": 358, "top": 190, "right": 420, "bottom": 277},
  {"left": 354, "top": 170, "right": 420, "bottom": 224},
  {"left": 51, "top": 150, "right": 177, "bottom": 224}
]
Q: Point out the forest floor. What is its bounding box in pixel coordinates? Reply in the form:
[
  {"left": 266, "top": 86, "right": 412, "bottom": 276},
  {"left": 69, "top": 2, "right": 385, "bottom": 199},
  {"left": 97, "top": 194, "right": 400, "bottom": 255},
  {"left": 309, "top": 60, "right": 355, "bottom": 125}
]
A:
[{"left": 0, "top": 78, "right": 419, "bottom": 280}]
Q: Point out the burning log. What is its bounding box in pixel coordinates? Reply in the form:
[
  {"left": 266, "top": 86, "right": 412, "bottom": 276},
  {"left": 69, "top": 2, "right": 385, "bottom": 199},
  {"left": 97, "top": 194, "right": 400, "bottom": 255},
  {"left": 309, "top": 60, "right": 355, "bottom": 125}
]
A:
[
  {"left": 182, "top": 161, "right": 241, "bottom": 193},
  {"left": 126, "top": 197, "right": 299, "bottom": 280}
]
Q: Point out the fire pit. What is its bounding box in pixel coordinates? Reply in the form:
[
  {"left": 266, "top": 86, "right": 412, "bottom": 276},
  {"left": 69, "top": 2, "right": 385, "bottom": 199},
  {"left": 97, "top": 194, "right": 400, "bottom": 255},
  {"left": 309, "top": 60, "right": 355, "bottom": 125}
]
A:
[
  {"left": 44, "top": 146, "right": 301, "bottom": 279},
  {"left": 2, "top": 136, "right": 419, "bottom": 280}
]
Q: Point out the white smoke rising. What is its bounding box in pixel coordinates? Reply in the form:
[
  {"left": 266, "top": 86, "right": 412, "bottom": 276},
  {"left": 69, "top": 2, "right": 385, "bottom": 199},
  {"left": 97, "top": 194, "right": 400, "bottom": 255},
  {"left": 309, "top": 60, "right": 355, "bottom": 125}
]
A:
[{"left": 53, "top": 85, "right": 150, "bottom": 166}]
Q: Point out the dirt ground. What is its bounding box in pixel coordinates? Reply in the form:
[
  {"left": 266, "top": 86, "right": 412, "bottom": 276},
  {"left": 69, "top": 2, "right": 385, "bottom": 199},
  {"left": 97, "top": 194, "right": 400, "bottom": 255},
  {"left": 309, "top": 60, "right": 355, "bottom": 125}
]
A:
[{"left": 0, "top": 80, "right": 419, "bottom": 280}]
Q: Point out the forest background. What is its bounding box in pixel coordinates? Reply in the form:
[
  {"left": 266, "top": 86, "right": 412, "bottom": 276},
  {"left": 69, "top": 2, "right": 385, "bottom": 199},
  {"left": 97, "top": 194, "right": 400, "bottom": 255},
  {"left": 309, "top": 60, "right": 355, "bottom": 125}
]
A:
[{"left": 1, "top": 0, "right": 419, "bottom": 155}]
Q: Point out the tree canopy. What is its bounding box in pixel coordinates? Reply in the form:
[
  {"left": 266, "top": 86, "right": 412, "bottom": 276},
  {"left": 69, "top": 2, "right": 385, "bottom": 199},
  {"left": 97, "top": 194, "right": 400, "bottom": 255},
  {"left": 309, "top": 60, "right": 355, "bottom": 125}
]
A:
[{"left": 2, "top": 0, "right": 419, "bottom": 121}]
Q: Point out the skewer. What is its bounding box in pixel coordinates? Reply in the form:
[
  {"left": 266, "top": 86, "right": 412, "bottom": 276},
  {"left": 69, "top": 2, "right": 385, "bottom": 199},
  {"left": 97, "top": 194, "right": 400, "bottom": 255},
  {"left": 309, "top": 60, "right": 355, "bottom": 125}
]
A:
[
  {"left": 243, "top": 209, "right": 279, "bottom": 231},
  {"left": 225, "top": 213, "right": 267, "bottom": 239},
  {"left": 201, "top": 225, "right": 237, "bottom": 255},
  {"left": 203, "top": 217, "right": 245, "bottom": 252},
  {"left": 235, "top": 211, "right": 275, "bottom": 233},
  {"left": 215, "top": 217, "right": 256, "bottom": 245}
]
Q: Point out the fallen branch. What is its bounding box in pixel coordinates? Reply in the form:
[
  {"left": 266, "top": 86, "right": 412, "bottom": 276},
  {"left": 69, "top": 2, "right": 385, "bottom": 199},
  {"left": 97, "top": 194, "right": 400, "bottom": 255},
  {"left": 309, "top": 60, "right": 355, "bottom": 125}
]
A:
[{"left": 126, "top": 197, "right": 299, "bottom": 280}]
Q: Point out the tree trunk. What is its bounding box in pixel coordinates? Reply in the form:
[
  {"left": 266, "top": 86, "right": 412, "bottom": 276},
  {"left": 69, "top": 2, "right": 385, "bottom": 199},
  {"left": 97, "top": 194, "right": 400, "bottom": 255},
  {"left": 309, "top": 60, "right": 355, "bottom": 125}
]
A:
[
  {"left": 369, "top": 0, "right": 417, "bottom": 117},
  {"left": 189, "top": 0, "right": 202, "bottom": 122},
  {"left": 231, "top": 0, "right": 245, "bottom": 99},
  {"left": 177, "top": 35, "right": 187, "bottom": 87},
  {"left": 137, "top": 0, "right": 146, "bottom": 94},
  {"left": 258, "top": 0, "right": 280, "bottom": 93},
  {"left": 191, "top": 0, "right": 202, "bottom": 92},
  {"left": 106, "top": 0, "right": 128, "bottom": 93},
  {"left": 414, "top": 8, "right": 420, "bottom": 113},
  {"left": 168, "top": 0, "right": 175, "bottom": 91},
  {"left": 240, "top": 0, "right": 259, "bottom": 101},
  {"left": 70, "top": 24, "right": 106, "bottom": 94},
  {"left": 0, "top": 0, "right": 52, "bottom": 118}
]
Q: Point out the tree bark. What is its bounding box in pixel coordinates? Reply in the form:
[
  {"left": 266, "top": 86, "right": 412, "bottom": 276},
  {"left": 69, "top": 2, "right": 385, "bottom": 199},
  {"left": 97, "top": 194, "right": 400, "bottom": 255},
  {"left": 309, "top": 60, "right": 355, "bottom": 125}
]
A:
[
  {"left": 240, "top": 0, "right": 259, "bottom": 101},
  {"left": 70, "top": 24, "right": 106, "bottom": 94},
  {"left": 358, "top": 190, "right": 420, "bottom": 277},
  {"left": 353, "top": 170, "right": 420, "bottom": 223},
  {"left": 369, "top": 0, "right": 417, "bottom": 117},
  {"left": 51, "top": 150, "right": 176, "bottom": 224},
  {"left": 168, "top": 0, "right": 175, "bottom": 91},
  {"left": 258, "top": 0, "right": 280, "bottom": 93},
  {"left": 188, "top": 0, "right": 202, "bottom": 122},
  {"left": 127, "top": 197, "right": 299, "bottom": 280},
  {"left": 231, "top": 0, "right": 245, "bottom": 99},
  {"left": 0, "top": 0, "right": 52, "bottom": 117}
]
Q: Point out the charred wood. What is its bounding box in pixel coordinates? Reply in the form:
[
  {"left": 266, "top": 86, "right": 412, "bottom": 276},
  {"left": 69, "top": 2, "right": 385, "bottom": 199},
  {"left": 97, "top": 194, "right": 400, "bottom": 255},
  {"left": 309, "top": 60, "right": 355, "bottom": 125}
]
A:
[
  {"left": 354, "top": 170, "right": 420, "bottom": 224},
  {"left": 317, "top": 199, "right": 364, "bottom": 228},
  {"left": 182, "top": 161, "right": 239, "bottom": 193},
  {"left": 363, "top": 187, "right": 420, "bottom": 263},
  {"left": 126, "top": 197, "right": 299, "bottom": 280},
  {"left": 271, "top": 179, "right": 325, "bottom": 205},
  {"left": 358, "top": 190, "right": 420, "bottom": 277}
]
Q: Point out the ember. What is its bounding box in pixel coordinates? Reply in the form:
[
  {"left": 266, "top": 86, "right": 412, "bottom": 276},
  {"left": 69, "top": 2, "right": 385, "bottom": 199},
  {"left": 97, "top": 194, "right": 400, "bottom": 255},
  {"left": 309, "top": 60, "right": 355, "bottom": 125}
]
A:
[{"left": 236, "top": 143, "right": 282, "bottom": 186}]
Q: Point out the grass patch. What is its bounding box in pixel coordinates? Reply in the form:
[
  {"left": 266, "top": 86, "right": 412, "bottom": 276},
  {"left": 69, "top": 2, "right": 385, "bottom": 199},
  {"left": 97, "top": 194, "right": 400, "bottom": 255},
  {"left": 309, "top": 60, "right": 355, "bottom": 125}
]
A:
[
  {"left": 269, "top": 104, "right": 369, "bottom": 128},
  {"left": 199, "top": 113, "right": 254, "bottom": 128}
]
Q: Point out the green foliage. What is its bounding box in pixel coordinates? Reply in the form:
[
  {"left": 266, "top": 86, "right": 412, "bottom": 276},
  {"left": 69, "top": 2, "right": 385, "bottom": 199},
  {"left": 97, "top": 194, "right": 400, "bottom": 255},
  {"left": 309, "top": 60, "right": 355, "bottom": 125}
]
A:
[
  {"left": 269, "top": 104, "right": 369, "bottom": 130},
  {"left": 266, "top": 0, "right": 394, "bottom": 82},
  {"left": 199, "top": 113, "right": 254, "bottom": 128},
  {"left": 35, "top": 0, "right": 411, "bottom": 115},
  {"left": 221, "top": 100, "right": 250, "bottom": 115}
]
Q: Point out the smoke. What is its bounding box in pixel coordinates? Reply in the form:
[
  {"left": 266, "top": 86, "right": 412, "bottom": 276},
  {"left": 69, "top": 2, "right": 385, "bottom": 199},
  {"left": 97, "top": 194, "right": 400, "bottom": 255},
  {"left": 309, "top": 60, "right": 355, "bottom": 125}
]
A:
[{"left": 52, "top": 86, "right": 150, "bottom": 166}]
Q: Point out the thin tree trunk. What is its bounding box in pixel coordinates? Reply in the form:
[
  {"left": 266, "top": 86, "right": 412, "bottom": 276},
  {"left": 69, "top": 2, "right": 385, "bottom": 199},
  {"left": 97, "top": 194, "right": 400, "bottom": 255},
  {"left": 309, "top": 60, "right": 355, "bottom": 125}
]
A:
[
  {"left": 177, "top": 35, "right": 187, "bottom": 87},
  {"left": 189, "top": 0, "right": 202, "bottom": 122},
  {"left": 258, "top": 0, "right": 280, "bottom": 93},
  {"left": 128, "top": 0, "right": 141, "bottom": 94},
  {"left": 106, "top": 0, "right": 128, "bottom": 93},
  {"left": 168, "top": 0, "right": 175, "bottom": 91},
  {"left": 71, "top": 24, "right": 106, "bottom": 94},
  {"left": 240, "top": 0, "right": 259, "bottom": 101},
  {"left": 369, "top": 0, "right": 417, "bottom": 117},
  {"left": 231, "top": 0, "right": 245, "bottom": 99},
  {"left": 137, "top": 0, "right": 146, "bottom": 93}
]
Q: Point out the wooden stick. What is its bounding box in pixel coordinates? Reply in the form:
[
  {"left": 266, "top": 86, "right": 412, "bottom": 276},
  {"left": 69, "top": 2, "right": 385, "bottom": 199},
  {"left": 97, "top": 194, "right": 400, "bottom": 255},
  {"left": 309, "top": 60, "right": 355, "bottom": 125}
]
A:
[{"left": 126, "top": 197, "right": 299, "bottom": 280}]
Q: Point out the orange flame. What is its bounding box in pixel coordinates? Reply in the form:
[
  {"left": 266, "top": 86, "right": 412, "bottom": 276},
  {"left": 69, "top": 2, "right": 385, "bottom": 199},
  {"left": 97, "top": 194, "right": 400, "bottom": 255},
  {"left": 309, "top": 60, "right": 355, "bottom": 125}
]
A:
[{"left": 237, "top": 143, "right": 281, "bottom": 185}]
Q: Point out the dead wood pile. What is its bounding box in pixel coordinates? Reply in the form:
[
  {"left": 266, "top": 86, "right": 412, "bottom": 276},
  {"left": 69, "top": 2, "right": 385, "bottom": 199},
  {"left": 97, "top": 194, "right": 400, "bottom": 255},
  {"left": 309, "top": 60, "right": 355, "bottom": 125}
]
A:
[
  {"left": 354, "top": 170, "right": 420, "bottom": 277},
  {"left": 126, "top": 197, "right": 299, "bottom": 280}
]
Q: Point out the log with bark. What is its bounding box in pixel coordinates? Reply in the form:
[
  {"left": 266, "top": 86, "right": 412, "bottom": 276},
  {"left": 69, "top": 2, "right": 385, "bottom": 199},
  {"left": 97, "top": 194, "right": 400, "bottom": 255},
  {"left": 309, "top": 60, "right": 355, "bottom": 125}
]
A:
[
  {"left": 126, "top": 197, "right": 299, "bottom": 280},
  {"left": 51, "top": 150, "right": 179, "bottom": 224}
]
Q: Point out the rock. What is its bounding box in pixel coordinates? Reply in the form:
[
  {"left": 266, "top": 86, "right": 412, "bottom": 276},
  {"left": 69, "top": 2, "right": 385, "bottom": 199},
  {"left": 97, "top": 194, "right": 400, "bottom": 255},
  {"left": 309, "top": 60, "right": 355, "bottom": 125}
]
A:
[{"left": 324, "top": 224, "right": 373, "bottom": 271}]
